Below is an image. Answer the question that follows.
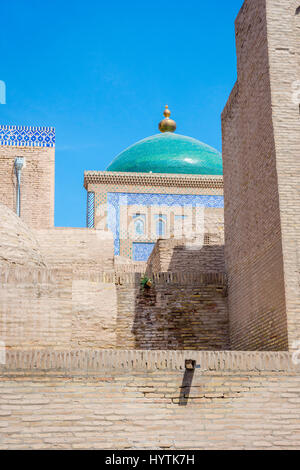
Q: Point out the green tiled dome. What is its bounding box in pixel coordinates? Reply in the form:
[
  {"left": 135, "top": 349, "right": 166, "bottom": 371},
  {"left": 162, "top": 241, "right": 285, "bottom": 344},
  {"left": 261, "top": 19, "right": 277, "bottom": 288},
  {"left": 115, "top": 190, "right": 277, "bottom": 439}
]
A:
[{"left": 106, "top": 132, "right": 223, "bottom": 175}]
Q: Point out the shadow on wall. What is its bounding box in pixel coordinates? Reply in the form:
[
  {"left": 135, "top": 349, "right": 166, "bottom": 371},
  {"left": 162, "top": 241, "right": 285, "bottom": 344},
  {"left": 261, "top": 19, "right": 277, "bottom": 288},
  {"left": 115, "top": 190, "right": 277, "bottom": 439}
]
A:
[
  {"left": 130, "top": 243, "right": 228, "bottom": 350},
  {"left": 179, "top": 360, "right": 196, "bottom": 406},
  {"left": 130, "top": 276, "right": 229, "bottom": 351}
]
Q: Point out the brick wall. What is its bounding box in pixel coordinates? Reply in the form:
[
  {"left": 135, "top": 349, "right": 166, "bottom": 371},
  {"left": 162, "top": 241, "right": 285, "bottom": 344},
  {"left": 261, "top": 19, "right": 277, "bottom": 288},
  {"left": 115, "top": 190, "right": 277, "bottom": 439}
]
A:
[
  {"left": 221, "top": 0, "right": 291, "bottom": 350},
  {"left": 0, "top": 145, "right": 55, "bottom": 229},
  {"left": 0, "top": 203, "right": 45, "bottom": 268},
  {"left": 147, "top": 239, "right": 225, "bottom": 273},
  {"left": 265, "top": 0, "right": 300, "bottom": 350},
  {"left": 34, "top": 228, "right": 115, "bottom": 272},
  {"left": 146, "top": 207, "right": 225, "bottom": 273},
  {"left": 116, "top": 273, "right": 229, "bottom": 350},
  {"left": 0, "top": 267, "right": 117, "bottom": 350},
  {"left": 0, "top": 268, "right": 228, "bottom": 351},
  {"left": 0, "top": 350, "right": 299, "bottom": 450}
]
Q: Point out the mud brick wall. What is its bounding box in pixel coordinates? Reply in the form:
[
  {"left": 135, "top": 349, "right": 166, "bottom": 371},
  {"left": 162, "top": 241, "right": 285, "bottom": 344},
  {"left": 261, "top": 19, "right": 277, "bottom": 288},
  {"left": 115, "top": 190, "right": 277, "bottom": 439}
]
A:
[
  {"left": 0, "top": 350, "right": 299, "bottom": 450},
  {"left": 34, "top": 228, "right": 115, "bottom": 272},
  {"left": 147, "top": 238, "right": 225, "bottom": 273},
  {"left": 0, "top": 267, "right": 73, "bottom": 349},
  {"left": 0, "top": 145, "right": 55, "bottom": 229},
  {"left": 0, "top": 267, "right": 117, "bottom": 350},
  {"left": 265, "top": 0, "right": 300, "bottom": 350},
  {"left": 221, "top": 0, "right": 296, "bottom": 351},
  {"left": 116, "top": 273, "right": 229, "bottom": 350},
  {"left": 146, "top": 207, "right": 225, "bottom": 273}
]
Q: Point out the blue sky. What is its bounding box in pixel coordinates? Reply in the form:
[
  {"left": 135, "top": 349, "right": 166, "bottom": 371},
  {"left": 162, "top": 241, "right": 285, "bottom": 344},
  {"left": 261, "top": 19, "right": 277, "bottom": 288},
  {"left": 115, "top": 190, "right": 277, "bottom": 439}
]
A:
[{"left": 0, "top": 0, "right": 244, "bottom": 227}]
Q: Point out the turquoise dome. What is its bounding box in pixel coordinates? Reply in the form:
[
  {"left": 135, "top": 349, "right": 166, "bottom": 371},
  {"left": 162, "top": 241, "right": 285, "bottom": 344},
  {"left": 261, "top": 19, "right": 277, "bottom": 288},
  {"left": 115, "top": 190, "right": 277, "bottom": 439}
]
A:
[{"left": 106, "top": 132, "right": 223, "bottom": 175}]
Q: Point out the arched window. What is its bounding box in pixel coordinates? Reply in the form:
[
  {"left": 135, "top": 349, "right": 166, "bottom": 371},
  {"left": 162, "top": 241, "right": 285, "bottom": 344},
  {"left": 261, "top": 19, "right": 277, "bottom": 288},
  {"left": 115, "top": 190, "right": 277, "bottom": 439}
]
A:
[
  {"left": 156, "top": 218, "right": 166, "bottom": 236},
  {"left": 134, "top": 218, "right": 145, "bottom": 236}
]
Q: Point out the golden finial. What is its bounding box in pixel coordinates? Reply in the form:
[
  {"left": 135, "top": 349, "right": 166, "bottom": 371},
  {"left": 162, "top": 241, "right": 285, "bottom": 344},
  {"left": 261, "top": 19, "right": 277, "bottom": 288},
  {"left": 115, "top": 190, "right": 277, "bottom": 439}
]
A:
[
  {"left": 163, "top": 105, "right": 171, "bottom": 118},
  {"left": 159, "top": 105, "right": 176, "bottom": 133}
]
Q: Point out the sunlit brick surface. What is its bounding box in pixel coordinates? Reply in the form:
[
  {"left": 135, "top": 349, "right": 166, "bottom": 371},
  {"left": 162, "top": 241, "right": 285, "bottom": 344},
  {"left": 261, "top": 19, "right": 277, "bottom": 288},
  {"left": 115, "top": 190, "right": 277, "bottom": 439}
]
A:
[{"left": 222, "top": 0, "right": 300, "bottom": 351}]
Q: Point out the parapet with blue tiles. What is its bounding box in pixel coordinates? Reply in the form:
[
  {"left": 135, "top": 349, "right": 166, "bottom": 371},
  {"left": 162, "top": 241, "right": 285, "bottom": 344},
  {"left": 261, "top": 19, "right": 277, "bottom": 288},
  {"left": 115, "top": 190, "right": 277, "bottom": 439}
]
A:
[{"left": 0, "top": 125, "right": 55, "bottom": 147}]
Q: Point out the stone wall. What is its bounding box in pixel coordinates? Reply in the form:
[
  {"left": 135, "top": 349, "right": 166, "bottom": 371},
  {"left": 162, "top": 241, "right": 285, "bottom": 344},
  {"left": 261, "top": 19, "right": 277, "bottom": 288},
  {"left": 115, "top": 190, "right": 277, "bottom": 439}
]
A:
[
  {"left": 221, "top": 0, "right": 295, "bottom": 350},
  {"left": 0, "top": 350, "right": 299, "bottom": 450},
  {"left": 116, "top": 273, "right": 229, "bottom": 350},
  {"left": 0, "top": 145, "right": 55, "bottom": 229}
]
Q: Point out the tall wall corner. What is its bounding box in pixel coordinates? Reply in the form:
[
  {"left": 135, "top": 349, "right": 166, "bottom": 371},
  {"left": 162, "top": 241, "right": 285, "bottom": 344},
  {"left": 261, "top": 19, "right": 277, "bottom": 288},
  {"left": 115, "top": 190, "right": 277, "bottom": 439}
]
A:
[{"left": 221, "top": 0, "right": 300, "bottom": 351}]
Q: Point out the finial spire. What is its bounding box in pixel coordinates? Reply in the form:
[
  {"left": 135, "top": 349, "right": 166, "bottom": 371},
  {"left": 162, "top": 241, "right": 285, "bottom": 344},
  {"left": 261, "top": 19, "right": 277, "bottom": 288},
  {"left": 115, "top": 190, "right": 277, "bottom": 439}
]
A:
[{"left": 159, "top": 105, "right": 176, "bottom": 133}]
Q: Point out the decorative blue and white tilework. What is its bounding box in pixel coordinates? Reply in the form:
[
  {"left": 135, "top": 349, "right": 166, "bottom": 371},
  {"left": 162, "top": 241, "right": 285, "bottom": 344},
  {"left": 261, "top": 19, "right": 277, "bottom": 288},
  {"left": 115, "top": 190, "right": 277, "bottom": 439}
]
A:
[
  {"left": 0, "top": 125, "right": 55, "bottom": 147},
  {"left": 133, "top": 214, "right": 146, "bottom": 236},
  {"left": 133, "top": 243, "right": 155, "bottom": 262},
  {"left": 155, "top": 214, "right": 167, "bottom": 236},
  {"left": 108, "top": 193, "right": 224, "bottom": 208},
  {"left": 107, "top": 192, "right": 224, "bottom": 258},
  {"left": 86, "top": 192, "right": 95, "bottom": 228}
]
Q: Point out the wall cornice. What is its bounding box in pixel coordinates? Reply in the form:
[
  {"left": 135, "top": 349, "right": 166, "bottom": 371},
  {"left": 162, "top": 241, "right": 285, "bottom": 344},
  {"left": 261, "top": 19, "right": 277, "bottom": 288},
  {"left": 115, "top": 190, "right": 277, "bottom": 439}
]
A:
[
  {"left": 0, "top": 349, "right": 298, "bottom": 374},
  {"left": 84, "top": 171, "right": 223, "bottom": 190}
]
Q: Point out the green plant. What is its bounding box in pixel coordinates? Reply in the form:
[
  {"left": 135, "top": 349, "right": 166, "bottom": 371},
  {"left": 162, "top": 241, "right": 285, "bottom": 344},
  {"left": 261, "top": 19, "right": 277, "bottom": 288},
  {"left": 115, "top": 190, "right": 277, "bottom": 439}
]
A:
[{"left": 140, "top": 275, "right": 152, "bottom": 289}]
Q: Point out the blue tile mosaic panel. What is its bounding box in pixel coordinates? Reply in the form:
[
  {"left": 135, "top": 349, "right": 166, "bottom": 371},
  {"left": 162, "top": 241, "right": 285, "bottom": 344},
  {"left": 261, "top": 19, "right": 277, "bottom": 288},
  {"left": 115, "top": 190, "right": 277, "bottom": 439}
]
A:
[
  {"left": 107, "top": 193, "right": 224, "bottom": 208},
  {"left": 107, "top": 192, "right": 224, "bottom": 258},
  {"left": 133, "top": 243, "right": 155, "bottom": 261},
  {"left": 86, "top": 192, "right": 95, "bottom": 228},
  {"left": 0, "top": 125, "right": 55, "bottom": 147}
]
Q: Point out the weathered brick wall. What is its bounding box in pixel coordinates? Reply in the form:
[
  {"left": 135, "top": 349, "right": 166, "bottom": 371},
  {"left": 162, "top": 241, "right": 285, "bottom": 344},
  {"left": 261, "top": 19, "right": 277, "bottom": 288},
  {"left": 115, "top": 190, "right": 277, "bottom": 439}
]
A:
[
  {"left": 0, "top": 146, "right": 55, "bottom": 229},
  {"left": 70, "top": 273, "right": 117, "bottom": 349},
  {"left": 116, "top": 273, "right": 229, "bottom": 350},
  {"left": 146, "top": 207, "right": 225, "bottom": 273},
  {"left": 265, "top": 0, "right": 300, "bottom": 350},
  {"left": 221, "top": 0, "right": 290, "bottom": 350},
  {"left": 34, "top": 228, "right": 115, "bottom": 272},
  {"left": 0, "top": 267, "right": 117, "bottom": 349},
  {"left": 0, "top": 350, "right": 299, "bottom": 450},
  {"left": 147, "top": 239, "right": 225, "bottom": 273},
  {"left": 114, "top": 256, "right": 147, "bottom": 273},
  {"left": 0, "top": 203, "right": 45, "bottom": 268},
  {"left": 0, "top": 268, "right": 73, "bottom": 349},
  {"left": 0, "top": 267, "right": 227, "bottom": 351}
]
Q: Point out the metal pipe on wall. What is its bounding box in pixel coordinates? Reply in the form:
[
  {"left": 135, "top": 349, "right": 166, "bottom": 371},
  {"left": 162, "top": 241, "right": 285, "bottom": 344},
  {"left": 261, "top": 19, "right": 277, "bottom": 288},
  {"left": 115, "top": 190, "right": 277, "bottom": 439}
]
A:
[{"left": 14, "top": 157, "right": 25, "bottom": 217}]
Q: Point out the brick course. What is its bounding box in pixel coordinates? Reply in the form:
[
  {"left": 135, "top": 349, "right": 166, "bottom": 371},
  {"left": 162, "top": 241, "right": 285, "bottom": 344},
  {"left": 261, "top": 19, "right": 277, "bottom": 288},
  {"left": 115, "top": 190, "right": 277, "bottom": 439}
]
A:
[{"left": 0, "top": 350, "right": 299, "bottom": 450}]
